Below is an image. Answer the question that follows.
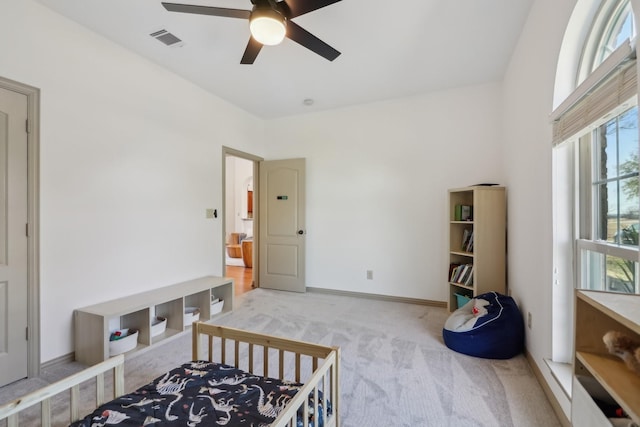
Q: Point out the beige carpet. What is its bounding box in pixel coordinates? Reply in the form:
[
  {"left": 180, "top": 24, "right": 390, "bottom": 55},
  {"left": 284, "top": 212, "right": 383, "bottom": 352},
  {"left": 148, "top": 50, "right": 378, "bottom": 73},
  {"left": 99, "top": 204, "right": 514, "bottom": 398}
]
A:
[{"left": 0, "top": 288, "right": 561, "bottom": 426}]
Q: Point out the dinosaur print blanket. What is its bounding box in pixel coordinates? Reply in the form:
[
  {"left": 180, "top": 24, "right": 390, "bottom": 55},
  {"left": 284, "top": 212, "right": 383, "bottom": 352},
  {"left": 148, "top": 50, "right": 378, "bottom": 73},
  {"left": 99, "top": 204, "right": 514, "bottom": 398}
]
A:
[{"left": 69, "top": 360, "right": 330, "bottom": 426}]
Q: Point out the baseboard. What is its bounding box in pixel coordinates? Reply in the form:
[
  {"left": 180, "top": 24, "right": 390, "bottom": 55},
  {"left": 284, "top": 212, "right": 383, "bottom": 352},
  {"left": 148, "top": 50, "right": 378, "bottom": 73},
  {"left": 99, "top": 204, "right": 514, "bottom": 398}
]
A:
[
  {"left": 306, "top": 286, "right": 447, "bottom": 308},
  {"left": 41, "top": 352, "right": 75, "bottom": 370},
  {"left": 525, "top": 349, "right": 571, "bottom": 427}
]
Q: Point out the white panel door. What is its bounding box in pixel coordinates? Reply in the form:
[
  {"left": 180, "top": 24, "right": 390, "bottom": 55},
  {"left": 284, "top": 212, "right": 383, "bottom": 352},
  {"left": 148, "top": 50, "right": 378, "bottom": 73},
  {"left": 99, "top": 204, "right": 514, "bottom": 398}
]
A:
[
  {"left": 259, "top": 158, "right": 305, "bottom": 292},
  {"left": 0, "top": 87, "right": 28, "bottom": 386}
]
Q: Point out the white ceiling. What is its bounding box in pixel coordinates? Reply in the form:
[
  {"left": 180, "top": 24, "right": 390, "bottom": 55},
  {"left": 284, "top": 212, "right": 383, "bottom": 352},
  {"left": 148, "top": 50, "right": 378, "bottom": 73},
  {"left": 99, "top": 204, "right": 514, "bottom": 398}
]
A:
[{"left": 35, "top": 0, "right": 534, "bottom": 119}]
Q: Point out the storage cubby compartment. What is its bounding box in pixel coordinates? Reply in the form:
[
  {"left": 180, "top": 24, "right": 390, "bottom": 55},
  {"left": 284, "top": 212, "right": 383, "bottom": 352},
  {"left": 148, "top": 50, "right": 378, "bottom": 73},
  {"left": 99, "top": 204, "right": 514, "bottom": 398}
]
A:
[
  {"left": 185, "top": 290, "right": 210, "bottom": 326},
  {"left": 211, "top": 282, "right": 233, "bottom": 318},
  {"left": 120, "top": 309, "right": 150, "bottom": 350},
  {"left": 450, "top": 224, "right": 474, "bottom": 254},
  {"left": 152, "top": 298, "right": 183, "bottom": 343},
  {"left": 572, "top": 374, "right": 621, "bottom": 427},
  {"left": 449, "top": 191, "right": 474, "bottom": 221},
  {"left": 450, "top": 286, "right": 473, "bottom": 310},
  {"left": 75, "top": 276, "right": 234, "bottom": 365}
]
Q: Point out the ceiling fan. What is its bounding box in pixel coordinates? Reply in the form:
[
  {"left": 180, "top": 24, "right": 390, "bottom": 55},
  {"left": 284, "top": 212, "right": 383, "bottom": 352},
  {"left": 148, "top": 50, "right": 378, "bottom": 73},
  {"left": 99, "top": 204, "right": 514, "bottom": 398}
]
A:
[{"left": 161, "top": 0, "right": 342, "bottom": 64}]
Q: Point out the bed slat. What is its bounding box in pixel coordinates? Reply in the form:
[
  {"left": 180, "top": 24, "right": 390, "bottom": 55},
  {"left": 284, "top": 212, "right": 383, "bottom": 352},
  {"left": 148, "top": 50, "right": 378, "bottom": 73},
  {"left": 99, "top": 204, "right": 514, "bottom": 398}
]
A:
[
  {"left": 221, "top": 338, "right": 227, "bottom": 365},
  {"left": 70, "top": 384, "right": 80, "bottom": 421},
  {"left": 249, "top": 343, "right": 254, "bottom": 373},
  {"left": 279, "top": 349, "right": 285, "bottom": 379},
  {"left": 41, "top": 398, "right": 51, "bottom": 427},
  {"left": 303, "top": 394, "right": 309, "bottom": 427},
  {"left": 313, "top": 385, "right": 319, "bottom": 427},
  {"left": 263, "top": 346, "right": 269, "bottom": 377},
  {"left": 114, "top": 362, "right": 125, "bottom": 397},
  {"left": 95, "top": 372, "right": 105, "bottom": 406},
  {"left": 295, "top": 353, "right": 301, "bottom": 382}
]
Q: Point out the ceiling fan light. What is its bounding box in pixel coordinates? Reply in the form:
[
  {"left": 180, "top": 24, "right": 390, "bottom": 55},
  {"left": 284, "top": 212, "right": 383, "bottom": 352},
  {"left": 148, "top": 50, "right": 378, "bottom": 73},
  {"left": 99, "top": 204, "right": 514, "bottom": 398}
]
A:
[{"left": 250, "top": 9, "right": 286, "bottom": 46}]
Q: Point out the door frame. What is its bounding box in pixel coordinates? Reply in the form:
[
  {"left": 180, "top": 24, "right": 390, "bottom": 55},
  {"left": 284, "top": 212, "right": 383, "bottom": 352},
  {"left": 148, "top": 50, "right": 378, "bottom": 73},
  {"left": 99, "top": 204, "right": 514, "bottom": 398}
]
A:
[
  {"left": 0, "top": 76, "right": 40, "bottom": 378},
  {"left": 222, "top": 147, "right": 263, "bottom": 287}
]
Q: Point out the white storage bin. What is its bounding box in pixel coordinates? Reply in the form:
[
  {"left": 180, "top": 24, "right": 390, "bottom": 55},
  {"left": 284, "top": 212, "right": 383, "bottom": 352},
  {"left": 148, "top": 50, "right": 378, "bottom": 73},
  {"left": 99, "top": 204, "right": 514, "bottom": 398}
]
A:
[
  {"left": 151, "top": 316, "right": 167, "bottom": 337},
  {"left": 109, "top": 329, "right": 138, "bottom": 356},
  {"left": 211, "top": 299, "right": 224, "bottom": 315},
  {"left": 184, "top": 307, "right": 200, "bottom": 326}
]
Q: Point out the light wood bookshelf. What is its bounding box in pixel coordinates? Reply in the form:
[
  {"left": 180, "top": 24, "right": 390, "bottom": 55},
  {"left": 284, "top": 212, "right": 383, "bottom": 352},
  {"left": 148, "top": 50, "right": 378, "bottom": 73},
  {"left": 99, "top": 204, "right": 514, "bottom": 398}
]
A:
[
  {"left": 74, "top": 276, "right": 233, "bottom": 365},
  {"left": 572, "top": 290, "right": 640, "bottom": 426},
  {"left": 447, "top": 186, "right": 506, "bottom": 311}
]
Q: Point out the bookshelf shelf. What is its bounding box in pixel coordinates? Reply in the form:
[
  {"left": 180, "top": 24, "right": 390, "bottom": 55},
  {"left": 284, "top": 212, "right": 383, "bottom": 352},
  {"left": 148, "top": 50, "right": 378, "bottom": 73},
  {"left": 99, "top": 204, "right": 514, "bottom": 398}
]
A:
[
  {"left": 447, "top": 186, "right": 506, "bottom": 311},
  {"left": 450, "top": 282, "right": 474, "bottom": 291},
  {"left": 450, "top": 251, "right": 474, "bottom": 257}
]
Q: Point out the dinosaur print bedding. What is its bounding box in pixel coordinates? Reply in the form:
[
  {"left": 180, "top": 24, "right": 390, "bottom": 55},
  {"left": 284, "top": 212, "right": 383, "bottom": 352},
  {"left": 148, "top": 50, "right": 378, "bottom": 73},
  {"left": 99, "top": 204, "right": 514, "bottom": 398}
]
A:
[{"left": 69, "top": 360, "right": 330, "bottom": 426}]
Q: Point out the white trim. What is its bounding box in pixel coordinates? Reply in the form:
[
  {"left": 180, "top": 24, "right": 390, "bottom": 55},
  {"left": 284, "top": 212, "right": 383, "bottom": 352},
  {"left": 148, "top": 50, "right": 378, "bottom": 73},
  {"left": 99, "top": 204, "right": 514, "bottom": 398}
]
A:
[
  {"left": 0, "top": 76, "right": 40, "bottom": 379},
  {"left": 577, "top": 238, "right": 639, "bottom": 260},
  {"left": 222, "top": 147, "right": 263, "bottom": 288},
  {"left": 545, "top": 359, "right": 572, "bottom": 399}
]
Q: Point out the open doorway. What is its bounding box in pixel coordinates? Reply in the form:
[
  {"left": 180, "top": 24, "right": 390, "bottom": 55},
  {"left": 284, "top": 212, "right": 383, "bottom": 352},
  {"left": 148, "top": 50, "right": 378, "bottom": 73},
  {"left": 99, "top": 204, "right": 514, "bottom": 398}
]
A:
[{"left": 223, "top": 147, "right": 262, "bottom": 296}]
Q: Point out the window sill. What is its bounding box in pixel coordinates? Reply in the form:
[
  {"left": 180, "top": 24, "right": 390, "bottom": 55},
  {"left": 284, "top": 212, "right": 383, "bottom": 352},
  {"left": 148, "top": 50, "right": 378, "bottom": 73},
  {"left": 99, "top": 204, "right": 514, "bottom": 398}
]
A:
[{"left": 545, "top": 359, "right": 572, "bottom": 399}]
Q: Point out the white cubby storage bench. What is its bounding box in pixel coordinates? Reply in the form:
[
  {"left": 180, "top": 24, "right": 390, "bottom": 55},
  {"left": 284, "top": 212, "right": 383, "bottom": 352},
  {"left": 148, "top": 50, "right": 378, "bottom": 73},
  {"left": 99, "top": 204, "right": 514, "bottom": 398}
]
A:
[{"left": 74, "top": 276, "right": 234, "bottom": 365}]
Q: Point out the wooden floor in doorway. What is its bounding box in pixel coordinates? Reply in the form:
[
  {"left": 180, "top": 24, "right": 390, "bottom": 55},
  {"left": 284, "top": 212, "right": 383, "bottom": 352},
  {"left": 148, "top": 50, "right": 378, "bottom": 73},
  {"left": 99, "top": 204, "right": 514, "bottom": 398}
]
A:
[{"left": 226, "top": 265, "right": 254, "bottom": 296}]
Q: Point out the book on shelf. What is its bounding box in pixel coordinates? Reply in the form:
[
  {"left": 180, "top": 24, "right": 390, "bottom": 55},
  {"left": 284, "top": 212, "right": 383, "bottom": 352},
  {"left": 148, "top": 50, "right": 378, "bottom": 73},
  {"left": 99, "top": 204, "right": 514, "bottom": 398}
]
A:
[
  {"left": 461, "top": 205, "right": 473, "bottom": 221},
  {"left": 449, "top": 263, "right": 473, "bottom": 284},
  {"left": 461, "top": 229, "right": 474, "bottom": 252},
  {"left": 465, "top": 232, "right": 474, "bottom": 252},
  {"left": 462, "top": 265, "right": 474, "bottom": 286},
  {"left": 454, "top": 205, "right": 473, "bottom": 221},
  {"left": 449, "top": 264, "right": 462, "bottom": 282},
  {"left": 449, "top": 263, "right": 460, "bottom": 280}
]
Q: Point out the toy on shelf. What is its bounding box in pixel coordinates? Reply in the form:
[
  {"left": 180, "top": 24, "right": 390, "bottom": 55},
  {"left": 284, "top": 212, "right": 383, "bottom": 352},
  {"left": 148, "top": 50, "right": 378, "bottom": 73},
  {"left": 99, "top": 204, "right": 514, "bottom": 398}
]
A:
[{"left": 603, "top": 330, "right": 640, "bottom": 375}]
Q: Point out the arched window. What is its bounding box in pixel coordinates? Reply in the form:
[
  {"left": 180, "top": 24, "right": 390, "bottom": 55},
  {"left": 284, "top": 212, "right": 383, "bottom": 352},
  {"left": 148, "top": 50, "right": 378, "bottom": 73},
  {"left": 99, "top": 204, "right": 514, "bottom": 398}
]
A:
[{"left": 578, "top": 0, "right": 636, "bottom": 83}]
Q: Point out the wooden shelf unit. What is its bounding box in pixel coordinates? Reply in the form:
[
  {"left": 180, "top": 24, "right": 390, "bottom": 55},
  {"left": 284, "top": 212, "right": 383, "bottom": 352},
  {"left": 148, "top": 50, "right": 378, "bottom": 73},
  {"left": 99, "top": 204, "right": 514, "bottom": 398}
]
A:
[
  {"left": 447, "top": 186, "right": 506, "bottom": 311},
  {"left": 572, "top": 290, "right": 640, "bottom": 426},
  {"left": 74, "top": 276, "right": 234, "bottom": 365}
]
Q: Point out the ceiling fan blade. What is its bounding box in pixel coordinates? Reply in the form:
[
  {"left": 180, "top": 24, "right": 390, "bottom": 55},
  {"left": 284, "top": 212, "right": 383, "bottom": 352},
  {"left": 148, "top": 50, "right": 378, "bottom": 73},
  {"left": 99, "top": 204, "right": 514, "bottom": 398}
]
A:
[
  {"left": 241, "top": 37, "right": 264, "bottom": 64},
  {"left": 286, "top": 21, "right": 340, "bottom": 61},
  {"left": 281, "top": 0, "right": 342, "bottom": 18},
  {"left": 162, "top": 3, "right": 251, "bottom": 19}
]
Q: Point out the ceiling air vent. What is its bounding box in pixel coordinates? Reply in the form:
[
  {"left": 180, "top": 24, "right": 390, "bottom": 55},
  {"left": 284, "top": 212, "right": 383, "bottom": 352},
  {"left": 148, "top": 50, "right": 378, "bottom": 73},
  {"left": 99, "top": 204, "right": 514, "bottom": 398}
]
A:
[{"left": 150, "top": 29, "right": 184, "bottom": 47}]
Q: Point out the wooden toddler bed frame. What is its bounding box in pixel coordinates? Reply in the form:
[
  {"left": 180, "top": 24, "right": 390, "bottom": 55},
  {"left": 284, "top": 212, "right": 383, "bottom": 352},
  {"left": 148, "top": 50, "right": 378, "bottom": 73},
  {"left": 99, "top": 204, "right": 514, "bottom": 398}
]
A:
[{"left": 0, "top": 322, "right": 340, "bottom": 427}]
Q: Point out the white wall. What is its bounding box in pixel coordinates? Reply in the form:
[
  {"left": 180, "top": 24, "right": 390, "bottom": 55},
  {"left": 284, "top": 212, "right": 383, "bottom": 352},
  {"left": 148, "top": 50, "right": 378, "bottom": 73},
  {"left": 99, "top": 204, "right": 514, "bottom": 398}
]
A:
[
  {"left": 502, "top": 0, "right": 578, "bottom": 418},
  {"left": 0, "top": 0, "right": 265, "bottom": 362},
  {"left": 264, "top": 84, "right": 505, "bottom": 301}
]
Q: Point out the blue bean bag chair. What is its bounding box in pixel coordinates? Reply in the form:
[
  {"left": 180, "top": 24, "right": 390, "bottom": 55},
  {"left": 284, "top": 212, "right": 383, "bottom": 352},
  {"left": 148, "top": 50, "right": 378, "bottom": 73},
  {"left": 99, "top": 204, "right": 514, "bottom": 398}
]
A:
[{"left": 443, "top": 291, "right": 524, "bottom": 359}]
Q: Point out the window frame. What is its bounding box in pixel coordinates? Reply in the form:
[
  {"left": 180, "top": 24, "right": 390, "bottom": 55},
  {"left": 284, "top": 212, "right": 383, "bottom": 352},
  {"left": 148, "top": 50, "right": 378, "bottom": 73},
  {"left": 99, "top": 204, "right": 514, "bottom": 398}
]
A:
[
  {"left": 578, "top": 0, "right": 636, "bottom": 84},
  {"left": 575, "top": 102, "right": 639, "bottom": 295}
]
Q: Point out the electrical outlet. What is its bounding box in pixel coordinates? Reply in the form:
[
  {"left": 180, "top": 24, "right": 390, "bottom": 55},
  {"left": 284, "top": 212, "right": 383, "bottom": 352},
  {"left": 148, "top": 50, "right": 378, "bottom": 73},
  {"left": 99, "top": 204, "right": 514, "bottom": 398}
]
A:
[
  {"left": 527, "top": 312, "right": 532, "bottom": 329},
  {"left": 366, "top": 270, "right": 373, "bottom": 280}
]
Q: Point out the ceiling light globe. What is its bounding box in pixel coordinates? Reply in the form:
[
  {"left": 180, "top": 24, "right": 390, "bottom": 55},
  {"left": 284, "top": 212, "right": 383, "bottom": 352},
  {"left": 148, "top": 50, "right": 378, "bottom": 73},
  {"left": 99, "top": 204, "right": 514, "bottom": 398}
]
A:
[{"left": 250, "top": 9, "right": 286, "bottom": 46}]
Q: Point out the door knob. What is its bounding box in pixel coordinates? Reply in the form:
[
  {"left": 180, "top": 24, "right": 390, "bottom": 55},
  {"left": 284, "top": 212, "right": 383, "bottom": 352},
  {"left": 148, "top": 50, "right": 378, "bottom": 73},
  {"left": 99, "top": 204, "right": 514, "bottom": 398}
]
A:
[{"left": 297, "top": 230, "right": 304, "bottom": 235}]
